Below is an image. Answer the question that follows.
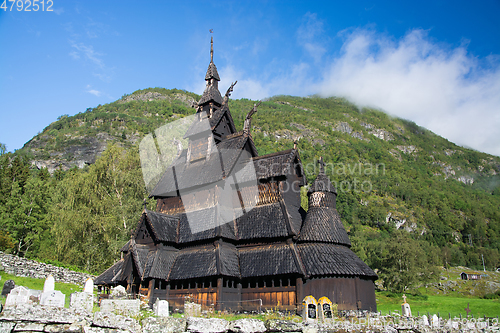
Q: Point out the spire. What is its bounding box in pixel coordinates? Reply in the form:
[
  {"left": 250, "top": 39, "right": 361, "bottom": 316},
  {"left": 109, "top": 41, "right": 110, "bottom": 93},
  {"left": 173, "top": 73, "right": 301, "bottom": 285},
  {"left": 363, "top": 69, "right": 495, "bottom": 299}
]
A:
[
  {"left": 211, "top": 36, "right": 214, "bottom": 63},
  {"left": 198, "top": 37, "right": 222, "bottom": 106}
]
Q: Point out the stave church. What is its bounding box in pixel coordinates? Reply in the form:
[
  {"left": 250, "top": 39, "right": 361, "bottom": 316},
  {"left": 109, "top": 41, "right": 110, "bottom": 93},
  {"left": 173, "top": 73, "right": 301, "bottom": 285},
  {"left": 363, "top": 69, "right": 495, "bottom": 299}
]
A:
[{"left": 95, "top": 38, "right": 377, "bottom": 312}]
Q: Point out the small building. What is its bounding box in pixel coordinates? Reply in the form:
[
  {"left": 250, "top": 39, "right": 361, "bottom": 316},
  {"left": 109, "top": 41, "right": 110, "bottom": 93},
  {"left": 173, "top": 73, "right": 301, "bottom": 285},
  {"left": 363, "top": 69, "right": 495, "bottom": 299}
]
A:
[{"left": 460, "top": 272, "right": 481, "bottom": 280}]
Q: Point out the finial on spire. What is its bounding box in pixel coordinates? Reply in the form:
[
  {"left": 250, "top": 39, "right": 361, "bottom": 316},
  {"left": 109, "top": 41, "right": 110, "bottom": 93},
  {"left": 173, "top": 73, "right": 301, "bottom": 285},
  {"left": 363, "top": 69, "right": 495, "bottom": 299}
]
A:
[
  {"left": 210, "top": 36, "right": 214, "bottom": 63},
  {"left": 294, "top": 140, "right": 298, "bottom": 150},
  {"left": 143, "top": 198, "right": 148, "bottom": 211},
  {"left": 318, "top": 156, "right": 326, "bottom": 175}
]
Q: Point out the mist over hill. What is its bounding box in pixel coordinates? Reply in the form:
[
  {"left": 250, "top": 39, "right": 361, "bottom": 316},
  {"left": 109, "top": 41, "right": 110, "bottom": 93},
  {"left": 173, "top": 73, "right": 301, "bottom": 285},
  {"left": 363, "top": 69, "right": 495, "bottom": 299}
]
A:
[{"left": 1, "top": 88, "right": 500, "bottom": 291}]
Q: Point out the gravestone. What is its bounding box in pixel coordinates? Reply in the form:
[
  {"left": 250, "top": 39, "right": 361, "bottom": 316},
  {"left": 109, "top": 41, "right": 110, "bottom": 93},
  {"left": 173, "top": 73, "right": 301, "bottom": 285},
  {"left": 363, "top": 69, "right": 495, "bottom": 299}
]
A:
[
  {"left": 40, "top": 290, "right": 65, "bottom": 307},
  {"left": 5, "top": 286, "right": 29, "bottom": 307},
  {"left": 184, "top": 302, "right": 201, "bottom": 317},
  {"left": 1, "top": 280, "right": 15, "bottom": 297},
  {"left": 431, "top": 314, "right": 439, "bottom": 328},
  {"left": 302, "top": 295, "right": 318, "bottom": 321},
  {"left": 43, "top": 275, "right": 55, "bottom": 293},
  {"left": 317, "top": 296, "right": 333, "bottom": 320},
  {"left": 110, "top": 285, "right": 127, "bottom": 298},
  {"left": 421, "top": 315, "right": 429, "bottom": 326},
  {"left": 401, "top": 294, "right": 412, "bottom": 317},
  {"left": 153, "top": 298, "right": 169, "bottom": 317},
  {"left": 70, "top": 292, "right": 93, "bottom": 312},
  {"left": 83, "top": 278, "right": 94, "bottom": 294}
]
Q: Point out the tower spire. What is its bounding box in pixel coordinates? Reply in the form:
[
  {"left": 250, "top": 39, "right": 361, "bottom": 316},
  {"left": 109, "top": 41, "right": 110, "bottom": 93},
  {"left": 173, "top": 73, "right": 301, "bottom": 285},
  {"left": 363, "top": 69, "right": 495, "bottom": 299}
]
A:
[{"left": 210, "top": 36, "right": 214, "bottom": 63}]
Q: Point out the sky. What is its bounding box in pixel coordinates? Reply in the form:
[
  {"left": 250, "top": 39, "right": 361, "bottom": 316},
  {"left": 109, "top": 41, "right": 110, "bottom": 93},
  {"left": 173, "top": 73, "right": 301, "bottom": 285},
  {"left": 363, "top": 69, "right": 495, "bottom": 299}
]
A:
[{"left": 1, "top": 0, "right": 499, "bottom": 156}]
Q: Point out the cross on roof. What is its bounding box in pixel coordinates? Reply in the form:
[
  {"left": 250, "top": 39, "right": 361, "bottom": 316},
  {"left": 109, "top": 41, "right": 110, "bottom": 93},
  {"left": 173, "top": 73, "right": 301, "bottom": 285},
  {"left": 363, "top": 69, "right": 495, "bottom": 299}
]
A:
[{"left": 318, "top": 156, "right": 326, "bottom": 175}]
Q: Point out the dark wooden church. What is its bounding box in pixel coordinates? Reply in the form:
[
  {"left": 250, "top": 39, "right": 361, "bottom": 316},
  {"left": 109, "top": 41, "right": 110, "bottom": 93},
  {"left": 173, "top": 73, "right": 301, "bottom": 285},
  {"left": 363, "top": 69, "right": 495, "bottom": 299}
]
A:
[{"left": 96, "top": 39, "right": 377, "bottom": 312}]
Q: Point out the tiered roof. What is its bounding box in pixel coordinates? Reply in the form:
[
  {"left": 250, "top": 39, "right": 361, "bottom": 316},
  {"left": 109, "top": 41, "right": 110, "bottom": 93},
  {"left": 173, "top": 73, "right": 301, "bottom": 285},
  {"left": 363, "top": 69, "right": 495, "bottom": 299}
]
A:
[{"left": 96, "top": 40, "right": 377, "bottom": 288}]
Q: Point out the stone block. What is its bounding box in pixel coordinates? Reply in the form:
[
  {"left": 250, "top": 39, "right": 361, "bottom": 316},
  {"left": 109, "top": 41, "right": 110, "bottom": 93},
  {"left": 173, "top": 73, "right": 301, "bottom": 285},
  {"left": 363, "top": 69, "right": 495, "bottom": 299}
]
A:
[
  {"left": 229, "top": 319, "right": 267, "bottom": 333},
  {"left": 99, "top": 299, "right": 139, "bottom": 317},
  {"left": 14, "top": 323, "right": 46, "bottom": 332},
  {"left": 93, "top": 312, "right": 140, "bottom": 333},
  {"left": 70, "top": 292, "right": 93, "bottom": 313},
  {"left": 142, "top": 317, "right": 187, "bottom": 333},
  {"left": 187, "top": 318, "right": 229, "bottom": 333},
  {"left": 265, "top": 319, "right": 303, "bottom": 332},
  {"left": 0, "top": 322, "right": 16, "bottom": 333}
]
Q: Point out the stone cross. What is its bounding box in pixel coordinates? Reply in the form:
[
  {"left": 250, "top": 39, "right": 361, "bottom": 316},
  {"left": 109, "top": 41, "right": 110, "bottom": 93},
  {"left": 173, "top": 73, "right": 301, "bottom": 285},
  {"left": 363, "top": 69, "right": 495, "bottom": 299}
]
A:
[
  {"left": 464, "top": 303, "right": 471, "bottom": 317},
  {"left": 43, "top": 275, "right": 55, "bottom": 293},
  {"left": 402, "top": 294, "right": 407, "bottom": 304}
]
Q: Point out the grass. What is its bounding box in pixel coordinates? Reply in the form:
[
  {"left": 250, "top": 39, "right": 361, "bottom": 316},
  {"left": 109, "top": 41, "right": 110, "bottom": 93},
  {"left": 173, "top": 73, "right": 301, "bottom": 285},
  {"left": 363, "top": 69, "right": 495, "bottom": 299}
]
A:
[
  {"left": 376, "top": 291, "right": 500, "bottom": 318},
  {"left": 0, "top": 272, "right": 85, "bottom": 308}
]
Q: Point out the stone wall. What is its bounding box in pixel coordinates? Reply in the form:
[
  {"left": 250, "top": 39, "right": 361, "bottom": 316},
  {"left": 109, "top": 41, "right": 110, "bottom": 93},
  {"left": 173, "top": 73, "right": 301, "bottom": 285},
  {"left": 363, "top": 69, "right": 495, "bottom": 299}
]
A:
[
  {"left": 0, "top": 305, "right": 492, "bottom": 333},
  {"left": 0, "top": 252, "right": 93, "bottom": 285}
]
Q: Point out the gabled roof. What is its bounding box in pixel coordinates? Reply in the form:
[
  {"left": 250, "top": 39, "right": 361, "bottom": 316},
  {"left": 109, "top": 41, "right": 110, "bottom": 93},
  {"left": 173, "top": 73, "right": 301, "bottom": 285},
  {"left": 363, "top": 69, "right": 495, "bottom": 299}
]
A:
[
  {"left": 150, "top": 134, "right": 255, "bottom": 197},
  {"left": 235, "top": 201, "right": 291, "bottom": 240},
  {"left": 143, "top": 210, "right": 178, "bottom": 243},
  {"left": 95, "top": 259, "right": 124, "bottom": 285},
  {"left": 298, "top": 207, "right": 351, "bottom": 246},
  {"left": 143, "top": 245, "right": 178, "bottom": 280},
  {"left": 297, "top": 243, "right": 377, "bottom": 278},
  {"left": 253, "top": 149, "right": 305, "bottom": 183}
]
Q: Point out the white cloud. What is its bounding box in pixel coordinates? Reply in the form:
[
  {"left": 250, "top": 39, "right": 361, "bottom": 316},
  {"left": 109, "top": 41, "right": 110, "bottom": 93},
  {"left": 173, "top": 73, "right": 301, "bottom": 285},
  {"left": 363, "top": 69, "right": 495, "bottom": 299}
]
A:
[
  {"left": 318, "top": 29, "right": 500, "bottom": 156},
  {"left": 297, "top": 12, "right": 326, "bottom": 63},
  {"left": 86, "top": 85, "right": 102, "bottom": 97},
  {"left": 70, "top": 41, "right": 104, "bottom": 68}
]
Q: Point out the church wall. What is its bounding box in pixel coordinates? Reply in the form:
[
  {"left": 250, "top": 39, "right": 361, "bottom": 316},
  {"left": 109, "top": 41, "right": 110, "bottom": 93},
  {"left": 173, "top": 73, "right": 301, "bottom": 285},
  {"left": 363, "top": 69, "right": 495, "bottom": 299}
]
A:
[
  {"left": 355, "top": 277, "right": 377, "bottom": 312},
  {"left": 302, "top": 276, "right": 375, "bottom": 311}
]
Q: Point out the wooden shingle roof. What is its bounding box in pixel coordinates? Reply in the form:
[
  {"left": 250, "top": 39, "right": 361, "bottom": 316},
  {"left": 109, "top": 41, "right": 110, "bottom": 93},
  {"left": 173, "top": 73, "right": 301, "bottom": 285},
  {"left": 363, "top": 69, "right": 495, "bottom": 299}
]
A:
[
  {"left": 297, "top": 243, "right": 377, "bottom": 278},
  {"left": 239, "top": 243, "right": 303, "bottom": 278},
  {"left": 298, "top": 207, "right": 351, "bottom": 246},
  {"left": 95, "top": 259, "right": 124, "bottom": 285}
]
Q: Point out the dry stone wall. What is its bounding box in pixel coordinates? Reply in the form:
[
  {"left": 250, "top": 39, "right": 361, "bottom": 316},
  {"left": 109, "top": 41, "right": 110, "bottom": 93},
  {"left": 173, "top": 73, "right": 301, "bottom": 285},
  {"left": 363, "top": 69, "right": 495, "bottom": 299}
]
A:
[{"left": 0, "top": 252, "right": 93, "bottom": 285}]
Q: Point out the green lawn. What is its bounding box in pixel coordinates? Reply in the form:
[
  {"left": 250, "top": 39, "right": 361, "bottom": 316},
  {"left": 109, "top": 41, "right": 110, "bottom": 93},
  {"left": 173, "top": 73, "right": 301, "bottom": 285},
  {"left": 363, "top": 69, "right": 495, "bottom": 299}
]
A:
[
  {"left": 376, "top": 291, "right": 500, "bottom": 318},
  {"left": 0, "top": 272, "right": 84, "bottom": 307}
]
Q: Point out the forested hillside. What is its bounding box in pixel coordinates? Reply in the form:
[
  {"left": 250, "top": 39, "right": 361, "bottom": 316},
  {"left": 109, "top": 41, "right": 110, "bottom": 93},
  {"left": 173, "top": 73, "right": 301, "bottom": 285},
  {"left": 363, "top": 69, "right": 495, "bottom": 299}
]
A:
[{"left": 1, "top": 87, "right": 499, "bottom": 292}]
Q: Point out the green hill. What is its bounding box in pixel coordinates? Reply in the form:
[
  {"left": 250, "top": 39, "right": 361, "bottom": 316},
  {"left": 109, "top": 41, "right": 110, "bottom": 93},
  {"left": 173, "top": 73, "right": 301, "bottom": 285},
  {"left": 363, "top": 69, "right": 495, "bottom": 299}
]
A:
[{"left": 1, "top": 88, "right": 499, "bottom": 293}]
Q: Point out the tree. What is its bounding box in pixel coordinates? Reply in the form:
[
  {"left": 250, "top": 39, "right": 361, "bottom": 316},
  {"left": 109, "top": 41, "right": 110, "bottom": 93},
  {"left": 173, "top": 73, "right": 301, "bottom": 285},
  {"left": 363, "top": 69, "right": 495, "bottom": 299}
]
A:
[{"left": 379, "top": 231, "right": 438, "bottom": 292}]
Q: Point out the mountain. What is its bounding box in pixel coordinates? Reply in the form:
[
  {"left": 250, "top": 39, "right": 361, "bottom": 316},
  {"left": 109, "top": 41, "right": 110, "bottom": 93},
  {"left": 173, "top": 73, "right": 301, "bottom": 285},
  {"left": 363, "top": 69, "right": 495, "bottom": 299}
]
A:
[{"left": 3, "top": 87, "right": 500, "bottom": 282}]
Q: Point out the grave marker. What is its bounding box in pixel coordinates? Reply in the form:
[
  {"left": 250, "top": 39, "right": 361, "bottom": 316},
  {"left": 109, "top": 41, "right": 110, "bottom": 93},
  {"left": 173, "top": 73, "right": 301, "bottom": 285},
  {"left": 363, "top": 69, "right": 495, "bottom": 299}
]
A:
[
  {"left": 302, "top": 295, "right": 317, "bottom": 321},
  {"left": 317, "top": 296, "right": 333, "bottom": 320},
  {"left": 43, "top": 275, "right": 55, "bottom": 293},
  {"left": 40, "top": 290, "right": 65, "bottom": 307},
  {"left": 5, "top": 286, "right": 30, "bottom": 307},
  {"left": 83, "top": 278, "right": 94, "bottom": 294},
  {"left": 1, "top": 280, "right": 15, "bottom": 297},
  {"left": 153, "top": 298, "right": 169, "bottom": 317}
]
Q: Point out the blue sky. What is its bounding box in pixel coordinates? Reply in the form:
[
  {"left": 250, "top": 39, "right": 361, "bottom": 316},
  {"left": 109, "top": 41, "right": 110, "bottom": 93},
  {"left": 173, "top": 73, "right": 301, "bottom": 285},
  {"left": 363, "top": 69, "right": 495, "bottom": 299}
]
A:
[{"left": 1, "top": 0, "right": 499, "bottom": 155}]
